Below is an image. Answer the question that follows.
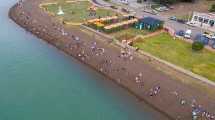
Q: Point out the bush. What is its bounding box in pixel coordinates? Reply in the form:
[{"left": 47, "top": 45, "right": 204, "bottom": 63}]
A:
[
  {"left": 192, "top": 41, "right": 204, "bottom": 51},
  {"left": 209, "top": 4, "right": 215, "bottom": 12}
]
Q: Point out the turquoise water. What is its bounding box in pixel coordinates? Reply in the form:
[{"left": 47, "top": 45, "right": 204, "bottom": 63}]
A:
[{"left": 0, "top": 0, "right": 165, "bottom": 120}]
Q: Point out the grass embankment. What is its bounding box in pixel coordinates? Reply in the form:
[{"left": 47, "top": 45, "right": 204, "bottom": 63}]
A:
[
  {"left": 133, "top": 33, "right": 215, "bottom": 81},
  {"left": 41, "top": 1, "right": 116, "bottom": 23}
]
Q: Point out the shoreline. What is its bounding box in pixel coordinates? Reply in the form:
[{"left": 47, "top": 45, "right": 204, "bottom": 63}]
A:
[{"left": 9, "top": 0, "right": 215, "bottom": 120}]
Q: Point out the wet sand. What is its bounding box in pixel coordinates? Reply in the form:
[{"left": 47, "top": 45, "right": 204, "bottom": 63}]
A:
[{"left": 9, "top": 0, "right": 215, "bottom": 120}]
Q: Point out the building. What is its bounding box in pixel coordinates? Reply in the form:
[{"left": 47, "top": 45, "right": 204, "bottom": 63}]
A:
[
  {"left": 189, "top": 12, "right": 215, "bottom": 32},
  {"left": 135, "top": 17, "right": 163, "bottom": 31}
]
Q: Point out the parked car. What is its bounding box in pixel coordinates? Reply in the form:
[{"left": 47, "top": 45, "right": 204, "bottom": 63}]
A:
[
  {"left": 211, "top": 33, "right": 215, "bottom": 39},
  {"left": 177, "top": 19, "right": 187, "bottom": 24},
  {"left": 169, "top": 16, "right": 177, "bottom": 21},
  {"left": 199, "top": 35, "right": 210, "bottom": 45},
  {"left": 184, "top": 29, "right": 192, "bottom": 39},
  {"left": 202, "top": 32, "right": 215, "bottom": 39},
  {"left": 120, "top": 0, "right": 129, "bottom": 5},
  {"left": 155, "top": 6, "right": 169, "bottom": 12},
  {"left": 212, "top": 43, "right": 215, "bottom": 49},
  {"left": 208, "top": 32, "right": 215, "bottom": 39},
  {"left": 177, "top": 30, "right": 185, "bottom": 36},
  {"left": 186, "top": 22, "right": 196, "bottom": 27}
]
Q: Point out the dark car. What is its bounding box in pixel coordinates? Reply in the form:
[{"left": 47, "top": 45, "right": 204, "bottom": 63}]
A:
[
  {"left": 177, "top": 19, "right": 187, "bottom": 24},
  {"left": 195, "top": 34, "right": 210, "bottom": 45},
  {"left": 176, "top": 30, "right": 185, "bottom": 36},
  {"left": 212, "top": 43, "right": 215, "bottom": 49},
  {"left": 169, "top": 16, "right": 177, "bottom": 21}
]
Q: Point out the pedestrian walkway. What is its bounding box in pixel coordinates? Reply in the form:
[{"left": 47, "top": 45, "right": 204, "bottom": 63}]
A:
[{"left": 131, "top": 30, "right": 164, "bottom": 42}]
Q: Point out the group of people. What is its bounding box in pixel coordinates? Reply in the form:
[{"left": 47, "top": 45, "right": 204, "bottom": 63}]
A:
[
  {"left": 172, "top": 91, "right": 215, "bottom": 120},
  {"left": 149, "top": 86, "right": 161, "bottom": 97},
  {"left": 191, "top": 105, "right": 215, "bottom": 120},
  {"left": 119, "top": 47, "right": 134, "bottom": 61},
  {"left": 135, "top": 72, "right": 144, "bottom": 88}
]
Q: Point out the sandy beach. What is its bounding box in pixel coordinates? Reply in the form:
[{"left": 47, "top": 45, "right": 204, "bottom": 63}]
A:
[{"left": 9, "top": 0, "right": 215, "bottom": 119}]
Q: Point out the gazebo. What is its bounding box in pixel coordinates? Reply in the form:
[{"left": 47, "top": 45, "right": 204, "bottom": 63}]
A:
[{"left": 135, "top": 17, "right": 163, "bottom": 31}]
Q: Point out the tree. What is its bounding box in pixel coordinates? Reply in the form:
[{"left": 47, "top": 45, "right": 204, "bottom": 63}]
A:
[{"left": 192, "top": 41, "right": 204, "bottom": 51}]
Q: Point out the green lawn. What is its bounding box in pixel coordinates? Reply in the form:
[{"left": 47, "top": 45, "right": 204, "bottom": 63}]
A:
[
  {"left": 110, "top": 28, "right": 150, "bottom": 41},
  {"left": 41, "top": 1, "right": 116, "bottom": 23},
  {"left": 133, "top": 33, "right": 215, "bottom": 81}
]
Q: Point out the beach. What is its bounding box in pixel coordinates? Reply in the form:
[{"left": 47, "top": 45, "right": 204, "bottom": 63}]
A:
[{"left": 9, "top": 0, "right": 215, "bottom": 119}]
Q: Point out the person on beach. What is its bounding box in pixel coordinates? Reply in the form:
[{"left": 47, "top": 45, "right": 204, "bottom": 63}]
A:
[
  {"left": 149, "top": 86, "right": 160, "bottom": 97},
  {"left": 91, "top": 42, "right": 97, "bottom": 51}
]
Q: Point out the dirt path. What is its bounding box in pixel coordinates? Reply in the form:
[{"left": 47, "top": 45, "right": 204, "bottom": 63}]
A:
[{"left": 131, "top": 30, "right": 164, "bottom": 42}]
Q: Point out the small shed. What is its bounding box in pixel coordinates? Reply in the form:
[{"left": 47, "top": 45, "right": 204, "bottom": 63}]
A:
[{"left": 135, "top": 17, "right": 163, "bottom": 31}]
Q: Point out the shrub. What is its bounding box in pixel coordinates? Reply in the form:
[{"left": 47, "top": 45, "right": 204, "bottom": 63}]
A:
[
  {"left": 209, "top": 4, "right": 215, "bottom": 12},
  {"left": 192, "top": 41, "right": 204, "bottom": 51}
]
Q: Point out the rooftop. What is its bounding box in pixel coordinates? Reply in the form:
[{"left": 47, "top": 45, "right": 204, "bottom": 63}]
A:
[{"left": 139, "top": 17, "right": 162, "bottom": 25}]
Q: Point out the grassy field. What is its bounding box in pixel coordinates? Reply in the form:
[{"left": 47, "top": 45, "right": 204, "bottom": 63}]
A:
[
  {"left": 133, "top": 32, "right": 215, "bottom": 81},
  {"left": 110, "top": 28, "right": 150, "bottom": 41},
  {"left": 41, "top": 1, "right": 117, "bottom": 23}
]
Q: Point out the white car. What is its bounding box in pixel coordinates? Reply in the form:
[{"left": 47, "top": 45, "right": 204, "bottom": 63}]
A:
[
  {"left": 184, "top": 29, "right": 192, "bottom": 39},
  {"left": 202, "top": 32, "right": 215, "bottom": 39},
  {"left": 120, "top": 0, "right": 129, "bottom": 5},
  {"left": 211, "top": 34, "right": 215, "bottom": 39},
  {"left": 186, "top": 22, "right": 196, "bottom": 27},
  {"left": 155, "top": 6, "right": 169, "bottom": 12}
]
